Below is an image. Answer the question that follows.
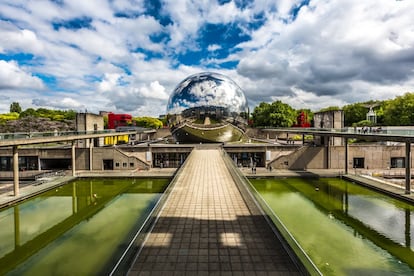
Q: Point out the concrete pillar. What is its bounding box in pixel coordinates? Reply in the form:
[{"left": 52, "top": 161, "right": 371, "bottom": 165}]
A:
[
  {"left": 405, "top": 142, "right": 411, "bottom": 194},
  {"left": 13, "top": 146, "right": 19, "bottom": 196},
  {"left": 89, "top": 138, "right": 93, "bottom": 171},
  {"left": 71, "top": 142, "right": 76, "bottom": 177},
  {"left": 345, "top": 138, "right": 348, "bottom": 174}
]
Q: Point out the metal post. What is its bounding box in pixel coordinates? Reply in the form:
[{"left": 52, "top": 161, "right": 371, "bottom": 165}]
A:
[
  {"left": 345, "top": 137, "right": 348, "bottom": 174},
  {"left": 405, "top": 142, "right": 411, "bottom": 194},
  {"left": 71, "top": 141, "right": 76, "bottom": 177},
  {"left": 13, "top": 146, "right": 19, "bottom": 196}
]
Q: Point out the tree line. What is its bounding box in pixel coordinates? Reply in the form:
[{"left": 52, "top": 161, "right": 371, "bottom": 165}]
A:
[
  {"left": 252, "top": 92, "right": 414, "bottom": 127},
  {"left": 1, "top": 102, "right": 76, "bottom": 124},
  {"left": 2, "top": 92, "right": 414, "bottom": 130},
  {"left": 2, "top": 102, "right": 164, "bottom": 130}
]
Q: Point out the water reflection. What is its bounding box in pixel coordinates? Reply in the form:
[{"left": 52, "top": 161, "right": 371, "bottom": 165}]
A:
[
  {"left": 252, "top": 178, "right": 414, "bottom": 275},
  {"left": 0, "top": 178, "right": 169, "bottom": 275}
]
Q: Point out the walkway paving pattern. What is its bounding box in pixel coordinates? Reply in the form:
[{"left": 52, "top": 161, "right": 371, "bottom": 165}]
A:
[{"left": 129, "top": 149, "right": 300, "bottom": 275}]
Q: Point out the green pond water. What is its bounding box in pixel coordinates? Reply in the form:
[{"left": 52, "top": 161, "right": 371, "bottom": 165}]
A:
[
  {"left": 250, "top": 177, "right": 414, "bottom": 276},
  {"left": 0, "top": 178, "right": 169, "bottom": 275}
]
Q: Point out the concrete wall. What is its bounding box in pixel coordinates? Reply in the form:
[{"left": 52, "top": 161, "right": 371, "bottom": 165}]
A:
[
  {"left": 75, "top": 113, "right": 105, "bottom": 147},
  {"left": 1, "top": 143, "right": 412, "bottom": 177},
  {"left": 313, "top": 110, "right": 344, "bottom": 146},
  {"left": 270, "top": 143, "right": 410, "bottom": 171},
  {"left": 75, "top": 147, "right": 150, "bottom": 171}
]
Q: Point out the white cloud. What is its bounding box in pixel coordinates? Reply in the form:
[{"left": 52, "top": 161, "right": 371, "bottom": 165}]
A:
[
  {"left": 33, "top": 97, "right": 84, "bottom": 110},
  {"left": 0, "top": 21, "right": 44, "bottom": 53},
  {"left": 139, "top": 81, "right": 169, "bottom": 100},
  {"left": 0, "top": 0, "right": 413, "bottom": 116},
  {"left": 207, "top": 44, "right": 221, "bottom": 52},
  {"left": 0, "top": 60, "right": 44, "bottom": 89}
]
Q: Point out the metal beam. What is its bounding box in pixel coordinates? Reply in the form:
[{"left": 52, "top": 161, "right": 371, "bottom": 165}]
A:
[{"left": 261, "top": 128, "right": 414, "bottom": 144}]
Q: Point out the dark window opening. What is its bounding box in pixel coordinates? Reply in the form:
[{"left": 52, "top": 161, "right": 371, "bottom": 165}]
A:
[
  {"left": 390, "top": 157, "right": 405, "bottom": 168},
  {"left": 103, "top": 159, "right": 113, "bottom": 170},
  {"left": 353, "top": 157, "right": 365, "bottom": 169},
  {"left": 1, "top": 156, "right": 39, "bottom": 171},
  {"left": 40, "top": 158, "right": 70, "bottom": 170}
]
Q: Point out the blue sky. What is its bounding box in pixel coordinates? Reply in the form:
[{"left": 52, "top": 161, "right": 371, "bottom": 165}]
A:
[{"left": 0, "top": 0, "right": 413, "bottom": 116}]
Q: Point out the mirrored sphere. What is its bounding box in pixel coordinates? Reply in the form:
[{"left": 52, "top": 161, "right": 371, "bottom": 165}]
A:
[{"left": 167, "top": 72, "right": 249, "bottom": 143}]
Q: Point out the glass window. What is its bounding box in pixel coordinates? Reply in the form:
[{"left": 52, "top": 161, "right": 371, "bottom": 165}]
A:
[{"left": 390, "top": 157, "right": 405, "bottom": 168}]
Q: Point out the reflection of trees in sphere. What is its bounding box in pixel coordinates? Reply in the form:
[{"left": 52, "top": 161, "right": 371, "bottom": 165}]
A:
[{"left": 167, "top": 72, "right": 249, "bottom": 143}]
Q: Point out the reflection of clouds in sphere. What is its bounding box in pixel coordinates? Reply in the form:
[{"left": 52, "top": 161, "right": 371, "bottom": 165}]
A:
[{"left": 167, "top": 72, "right": 248, "bottom": 115}]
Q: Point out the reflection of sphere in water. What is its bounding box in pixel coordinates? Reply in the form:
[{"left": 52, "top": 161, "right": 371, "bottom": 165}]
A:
[{"left": 167, "top": 72, "right": 249, "bottom": 143}]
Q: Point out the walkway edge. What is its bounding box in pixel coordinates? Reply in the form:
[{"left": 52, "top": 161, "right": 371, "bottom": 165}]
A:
[
  {"left": 343, "top": 174, "right": 414, "bottom": 204},
  {"left": 0, "top": 176, "right": 77, "bottom": 209},
  {"left": 110, "top": 150, "right": 194, "bottom": 275},
  {"left": 222, "top": 151, "right": 321, "bottom": 276}
]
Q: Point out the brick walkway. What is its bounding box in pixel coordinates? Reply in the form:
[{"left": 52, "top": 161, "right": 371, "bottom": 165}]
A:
[{"left": 128, "top": 149, "right": 301, "bottom": 275}]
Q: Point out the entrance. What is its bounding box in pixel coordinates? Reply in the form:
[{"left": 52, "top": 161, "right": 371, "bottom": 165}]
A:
[{"left": 103, "top": 159, "right": 114, "bottom": 170}]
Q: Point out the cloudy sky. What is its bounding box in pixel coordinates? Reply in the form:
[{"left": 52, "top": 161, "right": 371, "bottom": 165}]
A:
[{"left": 0, "top": 0, "right": 413, "bottom": 117}]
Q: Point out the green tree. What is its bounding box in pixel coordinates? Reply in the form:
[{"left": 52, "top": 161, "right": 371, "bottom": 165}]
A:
[
  {"left": 10, "top": 102, "right": 22, "bottom": 114},
  {"left": 0, "top": 112, "right": 19, "bottom": 122},
  {"left": 343, "top": 103, "right": 367, "bottom": 126},
  {"left": 353, "top": 120, "right": 375, "bottom": 127},
  {"left": 383, "top": 92, "right": 414, "bottom": 125},
  {"left": 252, "top": 100, "right": 296, "bottom": 127},
  {"left": 63, "top": 110, "right": 76, "bottom": 120},
  {"left": 19, "top": 108, "right": 37, "bottom": 118},
  {"left": 318, "top": 106, "right": 340, "bottom": 112},
  {"left": 132, "top": 117, "right": 163, "bottom": 129}
]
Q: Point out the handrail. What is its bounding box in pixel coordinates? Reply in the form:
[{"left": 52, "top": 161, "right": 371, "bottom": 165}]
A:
[{"left": 221, "top": 148, "right": 322, "bottom": 276}]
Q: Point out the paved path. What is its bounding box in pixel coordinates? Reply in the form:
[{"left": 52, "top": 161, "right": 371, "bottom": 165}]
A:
[{"left": 128, "top": 149, "right": 300, "bottom": 275}]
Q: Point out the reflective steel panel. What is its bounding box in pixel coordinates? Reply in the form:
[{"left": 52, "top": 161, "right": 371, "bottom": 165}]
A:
[{"left": 167, "top": 72, "right": 249, "bottom": 143}]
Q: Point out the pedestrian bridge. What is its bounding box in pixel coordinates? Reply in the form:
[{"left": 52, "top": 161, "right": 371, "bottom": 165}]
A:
[{"left": 126, "top": 148, "right": 308, "bottom": 275}]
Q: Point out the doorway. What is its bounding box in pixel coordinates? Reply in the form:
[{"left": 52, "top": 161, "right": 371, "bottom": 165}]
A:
[{"left": 103, "top": 159, "right": 114, "bottom": 170}]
